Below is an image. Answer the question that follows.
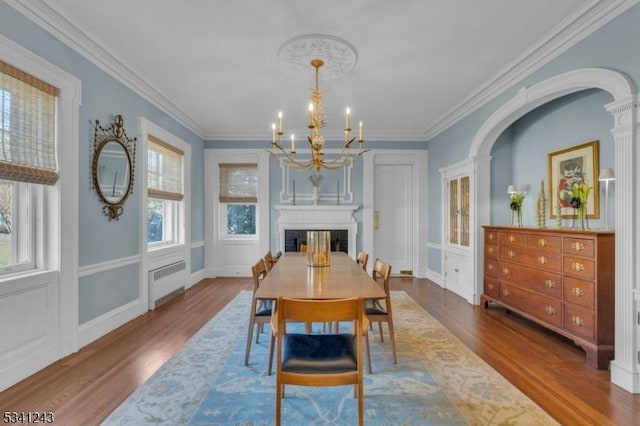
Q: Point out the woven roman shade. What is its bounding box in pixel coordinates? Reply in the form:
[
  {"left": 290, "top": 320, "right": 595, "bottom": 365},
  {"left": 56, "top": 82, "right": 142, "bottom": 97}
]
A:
[
  {"left": 0, "top": 60, "right": 59, "bottom": 185},
  {"left": 219, "top": 163, "right": 257, "bottom": 203},
  {"left": 147, "top": 134, "right": 184, "bottom": 201}
]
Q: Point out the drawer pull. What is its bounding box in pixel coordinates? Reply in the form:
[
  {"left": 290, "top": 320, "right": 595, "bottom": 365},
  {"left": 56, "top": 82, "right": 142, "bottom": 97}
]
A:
[
  {"left": 572, "top": 262, "right": 585, "bottom": 272},
  {"left": 487, "top": 264, "right": 494, "bottom": 271},
  {"left": 508, "top": 250, "right": 515, "bottom": 258},
  {"left": 502, "top": 267, "right": 510, "bottom": 275},
  {"left": 537, "top": 256, "right": 548, "bottom": 265},
  {"left": 502, "top": 289, "right": 510, "bottom": 297},
  {"left": 508, "top": 235, "right": 516, "bottom": 243},
  {"left": 544, "top": 279, "right": 555, "bottom": 289},
  {"left": 487, "top": 283, "right": 494, "bottom": 290},
  {"left": 571, "top": 287, "right": 584, "bottom": 297},
  {"left": 571, "top": 242, "right": 584, "bottom": 252},
  {"left": 571, "top": 316, "right": 584, "bottom": 326},
  {"left": 488, "top": 247, "right": 495, "bottom": 254},
  {"left": 488, "top": 233, "right": 495, "bottom": 240},
  {"left": 545, "top": 305, "right": 556, "bottom": 315},
  {"left": 538, "top": 238, "right": 547, "bottom": 247}
]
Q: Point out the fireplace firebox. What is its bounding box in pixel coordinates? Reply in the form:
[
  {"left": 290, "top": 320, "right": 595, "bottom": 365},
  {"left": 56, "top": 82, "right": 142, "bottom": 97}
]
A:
[{"left": 284, "top": 229, "right": 348, "bottom": 253}]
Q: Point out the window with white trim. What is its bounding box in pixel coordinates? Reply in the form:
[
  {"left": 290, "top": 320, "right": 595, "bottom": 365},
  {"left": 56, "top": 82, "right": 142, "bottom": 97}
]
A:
[
  {"left": 147, "top": 134, "right": 184, "bottom": 247},
  {"left": 219, "top": 163, "right": 257, "bottom": 237},
  {"left": 0, "top": 60, "right": 57, "bottom": 275}
]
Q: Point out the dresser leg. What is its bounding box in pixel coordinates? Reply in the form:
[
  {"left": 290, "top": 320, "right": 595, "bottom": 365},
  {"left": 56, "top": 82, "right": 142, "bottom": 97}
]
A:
[
  {"left": 480, "top": 295, "right": 490, "bottom": 308},
  {"left": 583, "top": 345, "right": 615, "bottom": 370}
]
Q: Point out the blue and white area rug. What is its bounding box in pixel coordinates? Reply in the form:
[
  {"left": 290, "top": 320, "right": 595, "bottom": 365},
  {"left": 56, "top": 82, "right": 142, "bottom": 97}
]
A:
[{"left": 103, "top": 291, "right": 557, "bottom": 425}]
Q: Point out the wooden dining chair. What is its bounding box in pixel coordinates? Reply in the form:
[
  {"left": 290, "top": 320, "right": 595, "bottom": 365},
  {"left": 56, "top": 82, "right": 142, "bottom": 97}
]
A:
[
  {"left": 244, "top": 259, "right": 275, "bottom": 370},
  {"left": 356, "top": 251, "right": 369, "bottom": 271},
  {"left": 365, "top": 258, "right": 397, "bottom": 373},
  {"left": 299, "top": 243, "right": 308, "bottom": 253},
  {"left": 263, "top": 251, "right": 278, "bottom": 272},
  {"left": 272, "top": 296, "right": 367, "bottom": 426}
]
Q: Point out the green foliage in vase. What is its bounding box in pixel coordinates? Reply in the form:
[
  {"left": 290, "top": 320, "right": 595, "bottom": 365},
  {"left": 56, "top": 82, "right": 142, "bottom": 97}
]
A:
[{"left": 509, "top": 192, "right": 526, "bottom": 211}]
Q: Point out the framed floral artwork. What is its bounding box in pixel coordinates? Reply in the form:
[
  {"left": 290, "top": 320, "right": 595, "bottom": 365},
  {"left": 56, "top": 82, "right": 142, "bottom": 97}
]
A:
[{"left": 547, "top": 140, "right": 600, "bottom": 219}]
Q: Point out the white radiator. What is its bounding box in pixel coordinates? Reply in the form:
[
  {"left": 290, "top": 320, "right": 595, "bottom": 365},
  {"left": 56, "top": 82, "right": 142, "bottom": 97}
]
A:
[{"left": 148, "top": 260, "right": 187, "bottom": 309}]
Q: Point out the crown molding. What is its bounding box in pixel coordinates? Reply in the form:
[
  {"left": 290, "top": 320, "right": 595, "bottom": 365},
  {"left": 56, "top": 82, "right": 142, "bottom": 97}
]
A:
[
  {"left": 203, "top": 129, "right": 428, "bottom": 143},
  {"left": 5, "top": 0, "right": 206, "bottom": 138},
  {"left": 7, "top": 0, "right": 638, "bottom": 143},
  {"left": 423, "top": 0, "right": 640, "bottom": 140}
]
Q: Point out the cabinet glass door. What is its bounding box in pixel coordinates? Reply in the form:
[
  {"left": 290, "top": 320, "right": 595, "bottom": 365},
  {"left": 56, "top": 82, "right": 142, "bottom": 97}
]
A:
[{"left": 448, "top": 176, "right": 470, "bottom": 247}]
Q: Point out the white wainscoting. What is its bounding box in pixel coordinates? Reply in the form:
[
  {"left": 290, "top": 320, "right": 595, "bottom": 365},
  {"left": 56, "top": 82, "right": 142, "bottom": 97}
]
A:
[
  {"left": 0, "top": 271, "right": 60, "bottom": 391},
  {"left": 77, "top": 255, "right": 145, "bottom": 347}
]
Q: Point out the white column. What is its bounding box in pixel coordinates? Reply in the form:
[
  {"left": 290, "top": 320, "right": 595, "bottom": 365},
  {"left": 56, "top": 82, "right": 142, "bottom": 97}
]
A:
[{"left": 606, "top": 95, "right": 640, "bottom": 393}]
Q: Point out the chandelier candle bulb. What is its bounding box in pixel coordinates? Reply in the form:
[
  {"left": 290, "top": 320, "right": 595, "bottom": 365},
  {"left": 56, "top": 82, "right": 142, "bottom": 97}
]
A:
[
  {"left": 308, "top": 103, "right": 313, "bottom": 128},
  {"left": 290, "top": 134, "right": 295, "bottom": 153},
  {"left": 346, "top": 107, "right": 351, "bottom": 130},
  {"left": 271, "top": 123, "right": 276, "bottom": 144},
  {"left": 278, "top": 111, "right": 283, "bottom": 133},
  {"left": 358, "top": 121, "right": 363, "bottom": 142}
]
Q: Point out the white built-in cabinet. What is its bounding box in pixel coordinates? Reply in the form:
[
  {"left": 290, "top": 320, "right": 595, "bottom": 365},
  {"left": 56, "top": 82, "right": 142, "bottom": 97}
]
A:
[{"left": 440, "top": 159, "right": 474, "bottom": 303}]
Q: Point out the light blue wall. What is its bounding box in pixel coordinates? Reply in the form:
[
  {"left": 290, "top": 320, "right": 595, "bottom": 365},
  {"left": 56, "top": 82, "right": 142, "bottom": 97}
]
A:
[
  {"left": 79, "top": 263, "right": 139, "bottom": 323},
  {"left": 499, "top": 89, "right": 615, "bottom": 228},
  {"left": 191, "top": 246, "right": 205, "bottom": 273},
  {"left": 426, "top": 3, "right": 640, "bottom": 273},
  {"left": 1, "top": 2, "right": 205, "bottom": 323}
]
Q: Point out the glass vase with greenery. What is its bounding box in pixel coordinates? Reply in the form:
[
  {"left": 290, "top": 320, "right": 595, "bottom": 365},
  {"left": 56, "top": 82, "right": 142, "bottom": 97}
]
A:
[
  {"left": 570, "top": 181, "right": 591, "bottom": 230},
  {"left": 510, "top": 192, "right": 526, "bottom": 227}
]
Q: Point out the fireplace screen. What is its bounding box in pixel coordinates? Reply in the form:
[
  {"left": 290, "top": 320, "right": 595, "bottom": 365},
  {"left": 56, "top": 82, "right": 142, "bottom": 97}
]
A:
[{"left": 284, "top": 229, "right": 348, "bottom": 253}]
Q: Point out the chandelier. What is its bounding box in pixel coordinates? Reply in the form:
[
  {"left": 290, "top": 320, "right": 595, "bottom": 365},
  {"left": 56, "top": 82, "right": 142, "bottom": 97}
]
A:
[{"left": 270, "top": 58, "right": 367, "bottom": 171}]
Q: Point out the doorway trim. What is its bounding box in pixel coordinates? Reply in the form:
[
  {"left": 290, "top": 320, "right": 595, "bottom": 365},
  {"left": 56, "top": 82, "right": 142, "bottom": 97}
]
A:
[
  {"left": 468, "top": 67, "right": 638, "bottom": 393},
  {"left": 362, "top": 150, "right": 428, "bottom": 277}
]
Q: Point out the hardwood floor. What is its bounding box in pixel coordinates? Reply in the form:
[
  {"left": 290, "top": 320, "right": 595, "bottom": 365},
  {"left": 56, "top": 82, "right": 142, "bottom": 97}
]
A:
[{"left": 1, "top": 277, "right": 638, "bottom": 425}]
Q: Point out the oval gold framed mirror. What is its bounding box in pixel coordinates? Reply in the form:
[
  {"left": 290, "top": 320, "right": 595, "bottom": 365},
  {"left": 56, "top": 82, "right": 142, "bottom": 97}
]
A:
[{"left": 92, "top": 115, "right": 137, "bottom": 220}]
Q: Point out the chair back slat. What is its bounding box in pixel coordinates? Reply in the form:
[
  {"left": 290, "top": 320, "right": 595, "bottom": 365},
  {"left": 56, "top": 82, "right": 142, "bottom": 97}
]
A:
[
  {"left": 251, "top": 259, "right": 267, "bottom": 292},
  {"left": 278, "top": 297, "right": 363, "bottom": 324}
]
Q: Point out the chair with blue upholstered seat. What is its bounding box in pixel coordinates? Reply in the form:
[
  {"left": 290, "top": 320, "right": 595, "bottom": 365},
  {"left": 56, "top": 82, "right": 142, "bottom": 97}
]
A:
[
  {"left": 365, "top": 258, "right": 397, "bottom": 373},
  {"left": 244, "top": 259, "right": 275, "bottom": 371},
  {"left": 272, "top": 296, "right": 366, "bottom": 426}
]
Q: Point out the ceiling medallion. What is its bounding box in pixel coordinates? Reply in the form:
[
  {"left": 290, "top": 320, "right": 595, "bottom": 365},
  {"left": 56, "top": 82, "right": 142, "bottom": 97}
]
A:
[{"left": 277, "top": 34, "right": 357, "bottom": 79}]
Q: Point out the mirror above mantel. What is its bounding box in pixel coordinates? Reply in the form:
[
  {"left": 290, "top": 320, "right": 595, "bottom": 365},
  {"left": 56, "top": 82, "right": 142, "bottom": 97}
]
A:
[{"left": 277, "top": 154, "right": 354, "bottom": 205}]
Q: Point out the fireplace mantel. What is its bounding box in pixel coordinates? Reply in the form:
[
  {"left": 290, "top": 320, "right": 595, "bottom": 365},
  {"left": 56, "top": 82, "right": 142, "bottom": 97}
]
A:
[{"left": 275, "top": 205, "right": 359, "bottom": 258}]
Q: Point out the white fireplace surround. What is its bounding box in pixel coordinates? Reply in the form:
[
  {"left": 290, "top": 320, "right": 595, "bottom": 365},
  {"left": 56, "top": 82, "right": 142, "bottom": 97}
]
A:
[{"left": 275, "top": 205, "right": 358, "bottom": 258}]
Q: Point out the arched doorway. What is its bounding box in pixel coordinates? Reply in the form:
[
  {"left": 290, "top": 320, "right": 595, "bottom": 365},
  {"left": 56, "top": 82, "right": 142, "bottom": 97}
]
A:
[{"left": 468, "top": 68, "right": 638, "bottom": 393}]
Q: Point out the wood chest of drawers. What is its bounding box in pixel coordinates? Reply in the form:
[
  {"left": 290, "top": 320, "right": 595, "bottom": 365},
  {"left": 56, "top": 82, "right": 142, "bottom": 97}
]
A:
[{"left": 481, "top": 226, "right": 615, "bottom": 369}]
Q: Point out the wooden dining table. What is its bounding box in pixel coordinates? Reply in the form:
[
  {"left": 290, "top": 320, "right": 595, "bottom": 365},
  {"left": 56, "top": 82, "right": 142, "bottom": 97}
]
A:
[{"left": 255, "top": 252, "right": 386, "bottom": 300}]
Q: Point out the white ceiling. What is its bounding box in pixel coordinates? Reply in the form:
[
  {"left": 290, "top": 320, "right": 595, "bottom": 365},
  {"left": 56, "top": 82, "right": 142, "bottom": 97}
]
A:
[{"left": 14, "top": 0, "right": 630, "bottom": 142}]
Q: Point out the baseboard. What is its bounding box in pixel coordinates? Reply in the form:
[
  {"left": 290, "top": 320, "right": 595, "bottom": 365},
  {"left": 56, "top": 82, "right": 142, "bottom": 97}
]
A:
[
  {"left": 426, "top": 269, "right": 443, "bottom": 286},
  {"left": 189, "top": 268, "right": 205, "bottom": 287},
  {"left": 77, "top": 299, "right": 144, "bottom": 348},
  {"left": 610, "top": 360, "right": 640, "bottom": 393}
]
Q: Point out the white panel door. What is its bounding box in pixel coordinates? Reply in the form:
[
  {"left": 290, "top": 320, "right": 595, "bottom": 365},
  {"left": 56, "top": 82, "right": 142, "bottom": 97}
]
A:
[{"left": 373, "top": 164, "right": 413, "bottom": 274}]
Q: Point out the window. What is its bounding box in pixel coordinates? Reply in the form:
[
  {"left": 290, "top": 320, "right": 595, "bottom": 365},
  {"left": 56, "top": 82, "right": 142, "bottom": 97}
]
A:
[
  {"left": 219, "top": 163, "right": 257, "bottom": 236},
  {"left": 0, "top": 60, "right": 58, "bottom": 275},
  {"left": 147, "top": 134, "right": 183, "bottom": 246}
]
